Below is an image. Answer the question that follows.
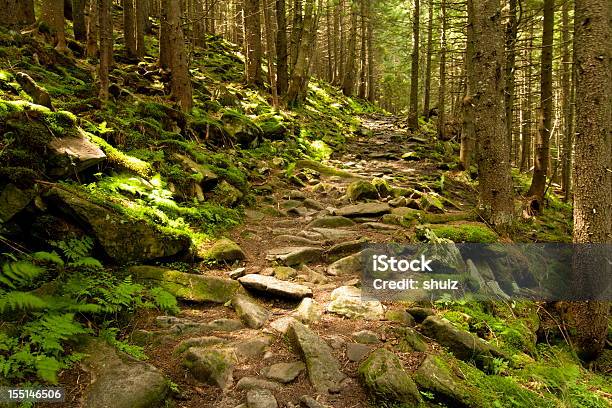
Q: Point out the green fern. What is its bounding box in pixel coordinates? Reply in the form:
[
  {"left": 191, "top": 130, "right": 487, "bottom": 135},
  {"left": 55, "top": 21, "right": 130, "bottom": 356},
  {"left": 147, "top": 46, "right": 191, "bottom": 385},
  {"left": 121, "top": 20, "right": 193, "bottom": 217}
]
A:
[
  {"left": 31, "top": 251, "right": 64, "bottom": 266},
  {"left": 0, "top": 291, "right": 48, "bottom": 313},
  {"left": 50, "top": 236, "right": 94, "bottom": 261},
  {"left": 24, "top": 313, "right": 90, "bottom": 354},
  {"left": 67, "top": 256, "right": 103, "bottom": 269},
  {"left": 0, "top": 261, "right": 46, "bottom": 289},
  {"left": 149, "top": 287, "right": 180, "bottom": 314}
]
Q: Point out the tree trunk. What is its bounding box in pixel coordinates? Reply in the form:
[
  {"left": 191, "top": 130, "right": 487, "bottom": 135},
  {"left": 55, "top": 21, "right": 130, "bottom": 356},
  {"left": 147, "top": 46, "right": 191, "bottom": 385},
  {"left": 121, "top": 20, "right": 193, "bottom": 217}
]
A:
[
  {"left": 98, "top": 0, "right": 112, "bottom": 101},
  {"left": 276, "top": 0, "right": 289, "bottom": 95},
  {"left": 437, "top": 0, "right": 447, "bottom": 138},
  {"left": 504, "top": 0, "right": 517, "bottom": 163},
  {"left": 470, "top": 0, "right": 514, "bottom": 230},
  {"left": 341, "top": 0, "right": 357, "bottom": 96},
  {"left": 520, "top": 24, "right": 534, "bottom": 172},
  {"left": 244, "top": 0, "right": 264, "bottom": 86},
  {"left": 0, "top": 0, "right": 35, "bottom": 28},
  {"left": 136, "top": 0, "right": 147, "bottom": 57},
  {"left": 333, "top": 0, "right": 341, "bottom": 84},
  {"left": 408, "top": 0, "right": 419, "bottom": 129},
  {"left": 263, "top": 0, "right": 279, "bottom": 106},
  {"left": 422, "top": 0, "right": 433, "bottom": 119},
  {"left": 86, "top": 0, "right": 99, "bottom": 57},
  {"left": 42, "top": 0, "right": 68, "bottom": 52},
  {"left": 562, "top": 0, "right": 611, "bottom": 361},
  {"left": 289, "top": 0, "right": 303, "bottom": 72},
  {"left": 72, "top": 0, "right": 87, "bottom": 40},
  {"left": 527, "top": 0, "right": 554, "bottom": 205},
  {"left": 159, "top": 0, "right": 171, "bottom": 69},
  {"left": 123, "top": 0, "right": 138, "bottom": 59},
  {"left": 167, "top": 0, "right": 193, "bottom": 111},
  {"left": 358, "top": 0, "right": 367, "bottom": 99},
  {"left": 560, "top": 0, "right": 572, "bottom": 200},
  {"left": 366, "top": 0, "right": 374, "bottom": 102},
  {"left": 460, "top": 0, "right": 475, "bottom": 170},
  {"left": 286, "top": 0, "right": 316, "bottom": 106}
]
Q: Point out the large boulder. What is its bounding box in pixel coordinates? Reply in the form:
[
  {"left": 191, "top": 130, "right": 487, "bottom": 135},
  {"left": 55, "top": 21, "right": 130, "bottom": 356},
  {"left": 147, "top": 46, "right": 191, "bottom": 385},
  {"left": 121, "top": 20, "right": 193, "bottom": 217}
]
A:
[
  {"left": 47, "top": 129, "right": 107, "bottom": 177},
  {"left": 183, "top": 347, "right": 236, "bottom": 389},
  {"left": 81, "top": 339, "right": 169, "bottom": 408},
  {"left": 197, "top": 238, "right": 246, "bottom": 262},
  {"left": 46, "top": 188, "right": 191, "bottom": 263},
  {"left": 231, "top": 294, "right": 270, "bottom": 328},
  {"left": 129, "top": 265, "right": 239, "bottom": 303},
  {"left": 421, "top": 316, "right": 507, "bottom": 368},
  {"left": 288, "top": 320, "right": 346, "bottom": 393},
  {"left": 358, "top": 348, "right": 422, "bottom": 405}
]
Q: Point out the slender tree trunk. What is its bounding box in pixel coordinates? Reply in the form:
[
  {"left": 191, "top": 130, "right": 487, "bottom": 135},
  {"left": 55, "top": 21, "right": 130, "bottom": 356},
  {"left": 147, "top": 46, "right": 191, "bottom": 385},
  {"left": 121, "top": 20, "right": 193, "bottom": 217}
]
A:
[
  {"left": 504, "top": 0, "right": 517, "bottom": 163},
  {"left": 167, "top": 0, "right": 193, "bottom": 111},
  {"left": 437, "top": 0, "right": 447, "bottom": 138},
  {"left": 527, "top": 0, "right": 554, "bottom": 204},
  {"left": 333, "top": 0, "right": 341, "bottom": 84},
  {"left": 326, "top": 0, "right": 333, "bottom": 82},
  {"left": 286, "top": 0, "right": 316, "bottom": 106},
  {"left": 358, "top": 0, "right": 367, "bottom": 99},
  {"left": 0, "top": 0, "right": 35, "bottom": 28},
  {"left": 341, "top": 0, "right": 357, "bottom": 96},
  {"left": 562, "top": 0, "right": 611, "bottom": 362},
  {"left": 98, "top": 0, "right": 112, "bottom": 101},
  {"left": 123, "top": 0, "right": 138, "bottom": 59},
  {"left": 135, "top": 0, "right": 147, "bottom": 57},
  {"left": 470, "top": 0, "right": 514, "bottom": 230},
  {"left": 43, "top": 0, "right": 68, "bottom": 52},
  {"left": 159, "top": 0, "right": 171, "bottom": 69},
  {"left": 520, "top": 25, "right": 534, "bottom": 172},
  {"left": 276, "top": 0, "right": 289, "bottom": 95},
  {"left": 366, "top": 0, "right": 374, "bottom": 102},
  {"left": 290, "top": 0, "right": 303, "bottom": 72},
  {"left": 460, "top": 0, "right": 475, "bottom": 170},
  {"left": 263, "top": 0, "right": 279, "bottom": 106},
  {"left": 72, "top": 0, "right": 87, "bottom": 40},
  {"left": 245, "top": 0, "right": 264, "bottom": 85},
  {"left": 408, "top": 0, "right": 419, "bottom": 128},
  {"left": 422, "top": 0, "right": 433, "bottom": 119},
  {"left": 560, "top": 0, "right": 572, "bottom": 200},
  {"left": 86, "top": 0, "right": 99, "bottom": 57}
]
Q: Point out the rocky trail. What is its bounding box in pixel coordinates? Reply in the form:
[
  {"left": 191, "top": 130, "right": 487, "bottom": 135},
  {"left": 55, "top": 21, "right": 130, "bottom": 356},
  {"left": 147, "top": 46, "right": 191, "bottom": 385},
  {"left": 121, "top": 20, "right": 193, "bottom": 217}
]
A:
[{"left": 63, "top": 116, "right": 515, "bottom": 408}]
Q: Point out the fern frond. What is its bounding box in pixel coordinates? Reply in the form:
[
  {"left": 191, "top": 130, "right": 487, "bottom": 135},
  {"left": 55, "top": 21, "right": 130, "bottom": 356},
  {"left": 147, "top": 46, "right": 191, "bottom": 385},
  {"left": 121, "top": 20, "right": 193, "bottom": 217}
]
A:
[
  {"left": 31, "top": 251, "right": 64, "bottom": 267},
  {"left": 149, "top": 287, "right": 179, "bottom": 314},
  {"left": 68, "top": 257, "right": 103, "bottom": 269},
  {"left": 0, "top": 291, "right": 48, "bottom": 313},
  {"left": 1, "top": 261, "right": 46, "bottom": 289}
]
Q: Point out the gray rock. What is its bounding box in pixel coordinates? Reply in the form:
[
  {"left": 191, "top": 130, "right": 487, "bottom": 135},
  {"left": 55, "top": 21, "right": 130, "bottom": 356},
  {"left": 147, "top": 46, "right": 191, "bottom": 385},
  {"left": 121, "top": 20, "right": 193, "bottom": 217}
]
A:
[
  {"left": 130, "top": 266, "right": 239, "bottom": 303},
  {"left": 232, "top": 294, "right": 270, "bottom": 329},
  {"left": 326, "top": 239, "right": 368, "bottom": 258},
  {"left": 345, "top": 180, "right": 379, "bottom": 201},
  {"left": 466, "top": 259, "right": 511, "bottom": 300},
  {"left": 48, "top": 131, "right": 106, "bottom": 177},
  {"left": 197, "top": 238, "right": 246, "bottom": 262},
  {"left": 384, "top": 309, "right": 416, "bottom": 326},
  {"left": 81, "top": 339, "right": 168, "bottom": 408},
  {"left": 234, "top": 335, "right": 274, "bottom": 359},
  {"left": 246, "top": 389, "right": 278, "bottom": 408},
  {"left": 229, "top": 267, "right": 247, "bottom": 279},
  {"left": 275, "top": 235, "right": 322, "bottom": 246},
  {"left": 406, "top": 307, "right": 435, "bottom": 322},
  {"left": 395, "top": 327, "right": 428, "bottom": 352},
  {"left": 299, "top": 395, "right": 328, "bottom": 408},
  {"left": 309, "top": 227, "right": 356, "bottom": 241},
  {"left": 263, "top": 361, "right": 305, "bottom": 383},
  {"left": 333, "top": 203, "right": 391, "bottom": 217},
  {"left": 361, "top": 222, "right": 399, "bottom": 231},
  {"left": 413, "top": 354, "right": 472, "bottom": 407},
  {"left": 346, "top": 343, "right": 374, "bottom": 362},
  {"left": 239, "top": 274, "right": 313, "bottom": 299},
  {"left": 236, "top": 376, "right": 282, "bottom": 391},
  {"left": 47, "top": 188, "right": 190, "bottom": 263},
  {"left": 294, "top": 297, "right": 323, "bottom": 323},
  {"left": 326, "top": 286, "right": 384, "bottom": 320},
  {"left": 358, "top": 348, "right": 422, "bottom": 405},
  {"left": 183, "top": 347, "right": 235, "bottom": 389},
  {"left": 421, "top": 316, "right": 507, "bottom": 368},
  {"left": 327, "top": 252, "right": 363, "bottom": 276},
  {"left": 266, "top": 246, "right": 323, "bottom": 266},
  {"left": 0, "top": 184, "right": 34, "bottom": 223},
  {"left": 269, "top": 316, "right": 299, "bottom": 334},
  {"left": 308, "top": 216, "right": 355, "bottom": 229},
  {"left": 352, "top": 330, "right": 379, "bottom": 344},
  {"left": 288, "top": 320, "right": 347, "bottom": 393},
  {"left": 208, "top": 318, "right": 244, "bottom": 332},
  {"left": 303, "top": 198, "right": 324, "bottom": 210},
  {"left": 175, "top": 336, "right": 227, "bottom": 353}
]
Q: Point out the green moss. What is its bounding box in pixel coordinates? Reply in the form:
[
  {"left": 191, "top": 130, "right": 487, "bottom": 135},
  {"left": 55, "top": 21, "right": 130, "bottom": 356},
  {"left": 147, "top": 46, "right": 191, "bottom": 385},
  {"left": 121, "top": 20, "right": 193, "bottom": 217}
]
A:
[
  {"left": 420, "top": 211, "right": 478, "bottom": 224},
  {"left": 421, "top": 222, "right": 499, "bottom": 243},
  {"left": 90, "top": 135, "right": 152, "bottom": 177},
  {"left": 294, "top": 159, "right": 357, "bottom": 179}
]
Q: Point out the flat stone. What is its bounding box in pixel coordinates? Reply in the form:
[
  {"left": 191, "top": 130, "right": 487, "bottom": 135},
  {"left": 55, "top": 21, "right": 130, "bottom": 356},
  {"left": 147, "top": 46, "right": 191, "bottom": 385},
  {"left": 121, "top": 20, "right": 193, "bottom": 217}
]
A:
[
  {"left": 333, "top": 203, "right": 391, "bottom": 217},
  {"left": 346, "top": 343, "right": 374, "bottom": 362},
  {"left": 48, "top": 131, "right": 106, "bottom": 177},
  {"left": 246, "top": 389, "right": 278, "bottom": 408},
  {"left": 275, "top": 235, "right": 322, "bottom": 246},
  {"left": 303, "top": 198, "right": 324, "bottom": 210},
  {"left": 385, "top": 309, "right": 416, "bottom": 326},
  {"left": 175, "top": 336, "right": 227, "bottom": 353},
  {"left": 352, "top": 330, "right": 379, "bottom": 344},
  {"left": 293, "top": 297, "right": 323, "bottom": 323},
  {"left": 234, "top": 335, "right": 274, "bottom": 359},
  {"left": 327, "top": 252, "right": 363, "bottom": 276},
  {"left": 232, "top": 294, "right": 270, "bottom": 329},
  {"left": 299, "top": 395, "right": 328, "bottom": 408},
  {"left": 229, "top": 267, "right": 247, "bottom": 279},
  {"left": 236, "top": 376, "right": 282, "bottom": 391},
  {"left": 308, "top": 216, "right": 355, "bottom": 229},
  {"left": 362, "top": 222, "right": 399, "bottom": 231},
  {"left": 310, "top": 227, "right": 356, "bottom": 241},
  {"left": 269, "top": 316, "right": 299, "bottom": 334},
  {"left": 207, "top": 318, "right": 244, "bottom": 332},
  {"left": 273, "top": 266, "right": 298, "bottom": 280},
  {"left": 358, "top": 348, "right": 422, "bottom": 404},
  {"left": 130, "top": 266, "right": 239, "bottom": 303},
  {"left": 326, "top": 239, "right": 369, "bottom": 258},
  {"left": 263, "top": 361, "right": 305, "bottom": 383},
  {"left": 265, "top": 246, "right": 323, "bottom": 266},
  {"left": 327, "top": 286, "right": 384, "bottom": 320},
  {"left": 239, "top": 274, "right": 313, "bottom": 299},
  {"left": 81, "top": 339, "right": 168, "bottom": 408},
  {"left": 288, "top": 320, "right": 346, "bottom": 393}
]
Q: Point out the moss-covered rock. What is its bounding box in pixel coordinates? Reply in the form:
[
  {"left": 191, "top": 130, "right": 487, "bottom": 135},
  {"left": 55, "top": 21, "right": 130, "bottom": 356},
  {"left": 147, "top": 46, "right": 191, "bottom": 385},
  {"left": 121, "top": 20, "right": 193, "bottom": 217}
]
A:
[
  {"left": 129, "top": 265, "right": 239, "bottom": 303},
  {"left": 422, "top": 222, "right": 499, "bottom": 243},
  {"left": 346, "top": 180, "right": 378, "bottom": 201},
  {"left": 0, "top": 183, "right": 34, "bottom": 222},
  {"left": 183, "top": 347, "right": 236, "bottom": 389},
  {"left": 413, "top": 355, "right": 473, "bottom": 407},
  {"left": 419, "top": 193, "right": 445, "bottom": 213},
  {"left": 211, "top": 180, "right": 243, "bottom": 207},
  {"left": 371, "top": 177, "right": 392, "bottom": 197},
  {"left": 197, "top": 238, "right": 246, "bottom": 262},
  {"left": 358, "top": 348, "right": 422, "bottom": 405}
]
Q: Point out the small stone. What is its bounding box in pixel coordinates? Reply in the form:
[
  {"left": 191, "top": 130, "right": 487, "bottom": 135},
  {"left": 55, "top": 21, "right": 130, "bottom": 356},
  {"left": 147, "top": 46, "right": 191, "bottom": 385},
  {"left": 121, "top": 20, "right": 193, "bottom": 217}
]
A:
[
  {"left": 327, "top": 252, "right": 363, "bottom": 276},
  {"left": 303, "top": 198, "right": 324, "bottom": 210},
  {"left": 199, "top": 238, "right": 246, "bottom": 262},
  {"left": 229, "top": 267, "right": 247, "bottom": 279},
  {"left": 263, "top": 361, "right": 305, "bottom": 383},
  {"left": 273, "top": 266, "right": 298, "bottom": 280},
  {"left": 406, "top": 307, "right": 435, "bottom": 322},
  {"left": 308, "top": 216, "right": 355, "bottom": 229},
  {"left": 309, "top": 227, "right": 355, "bottom": 241},
  {"left": 294, "top": 297, "right": 323, "bottom": 323},
  {"left": 236, "top": 376, "right": 282, "bottom": 391},
  {"left": 239, "top": 274, "right": 313, "bottom": 299},
  {"left": 232, "top": 294, "right": 270, "bottom": 329},
  {"left": 352, "top": 330, "right": 379, "bottom": 344},
  {"left": 299, "top": 395, "right": 328, "bottom": 408},
  {"left": 388, "top": 196, "right": 408, "bottom": 207},
  {"left": 265, "top": 246, "right": 323, "bottom": 266},
  {"left": 346, "top": 343, "right": 374, "bottom": 362},
  {"left": 269, "top": 316, "right": 299, "bottom": 334},
  {"left": 246, "top": 389, "right": 278, "bottom": 408},
  {"left": 327, "top": 286, "right": 384, "bottom": 320},
  {"left": 235, "top": 335, "right": 274, "bottom": 359},
  {"left": 385, "top": 309, "right": 416, "bottom": 326},
  {"left": 333, "top": 203, "right": 391, "bottom": 217},
  {"left": 207, "top": 318, "right": 244, "bottom": 332},
  {"left": 346, "top": 180, "right": 379, "bottom": 201},
  {"left": 183, "top": 348, "right": 235, "bottom": 389}
]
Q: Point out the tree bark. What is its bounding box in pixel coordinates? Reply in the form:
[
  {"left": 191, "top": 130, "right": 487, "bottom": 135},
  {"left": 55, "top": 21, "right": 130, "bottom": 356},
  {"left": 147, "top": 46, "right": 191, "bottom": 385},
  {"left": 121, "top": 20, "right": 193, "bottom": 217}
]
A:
[
  {"left": 358, "top": 0, "right": 367, "bottom": 99},
  {"left": 98, "top": 0, "right": 112, "bottom": 101},
  {"left": 437, "top": 0, "right": 447, "bottom": 138},
  {"left": 408, "top": 0, "right": 419, "bottom": 129},
  {"left": 0, "top": 0, "right": 35, "bottom": 28},
  {"left": 86, "top": 0, "right": 99, "bottom": 57},
  {"left": 275, "top": 0, "right": 289, "bottom": 95},
  {"left": 136, "top": 0, "right": 147, "bottom": 57},
  {"left": 460, "top": 0, "right": 475, "bottom": 170},
  {"left": 470, "top": 0, "right": 514, "bottom": 230},
  {"left": 42, "top": 0, "right": 68, "bottom": 52},
  {"left": 563, "top": 0, "right": 611, "bottom": 361},
  {"left": 560, "top": 0, "right": 572, "bottom": 200},
  {"left": 167, "top": 0, "right": 193, "bottom": 111},
  {"left": 244, "top": 0, "right": 264, "bottom": 85},
  {"left": 527, "top": 0, "right": 554, "bottom": 205},
  {"left": 422, "top": 0, "right": 433, "bottom": 119},
  {"left": 504, "top": 0, "right": 517, "bottom": 163},
  {"left": 520, "top": 24, "right": 534, "bottom": 172},
  {"left": 159, "top": 0, "right": 171, "bottom": 69},
  {"left": 263, "top": 0, "right": 279, "bottom": 106},
  {"left": 286, "top": 0, "right": 316, "bottom": 106},
  {"left": 72, "top": 0, "right": 87, "bottom": 40},
  {"left": 123, "top": 0, "right": 138, "bottom": 59},
  {"left": 341, "top": 0, "right": 358, "bottom": 96},
  {"left": 365, "top": 0, "right": 374, "bottom": 102}
]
